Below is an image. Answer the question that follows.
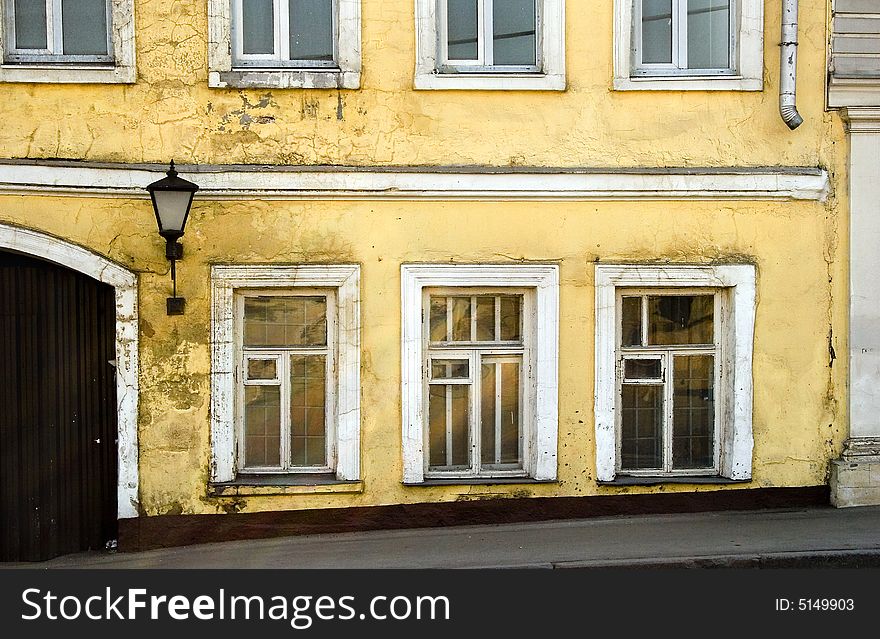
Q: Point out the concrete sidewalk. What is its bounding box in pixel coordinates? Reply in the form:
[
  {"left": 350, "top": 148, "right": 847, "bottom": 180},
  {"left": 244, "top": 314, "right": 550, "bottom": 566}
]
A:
[{"left": 7, "top": 505, "right": 880, "bottom": 569}]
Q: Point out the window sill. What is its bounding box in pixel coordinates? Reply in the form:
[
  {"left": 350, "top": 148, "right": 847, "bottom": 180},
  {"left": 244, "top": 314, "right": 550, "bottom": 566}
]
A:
[
  {"left": 209, "top": 474, "right": 364, "bottom": 496},
  {"left": 613, "top": 76, "right": 762, "bottom": 92},
  {"left": 414, "top": 72, "right": 565, "bottom": 91},
  {"left": 598, "top": 476, "right": 751, "bottom": 487},
  {"left": 0, "top": 63, "right": 135, "bottom": 84},
  {"left": 404, "top": 478, "right": 556, "bottom": 487},
  {"left": 209, "top": 69, "right": 360, "bottom": 90}
]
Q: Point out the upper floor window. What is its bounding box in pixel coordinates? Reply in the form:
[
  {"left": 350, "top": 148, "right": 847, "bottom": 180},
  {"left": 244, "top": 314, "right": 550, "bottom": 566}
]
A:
[
  {"left": 441, "top": 0, "right": 538, "bottom": 73},
  {"left": 634, "top": 0, "right": 732, "bottom": 76},
  {"left": 415, "top": 0, "right": 565, "bottom": 90},
  {"left": 613, "top": 0, "right": 763, "bottom": 91},
  {"left": 209, "top": 0, "right": 361, "bottom": 89},
  {"left": 232, "top": 0, "right": 335, "bottom": 69},
  {"left": 0, "top": 0, "right": 134, "bottom": 82},
  {"left": 4, "top": 0, "right": 111, "bottom": 63}
]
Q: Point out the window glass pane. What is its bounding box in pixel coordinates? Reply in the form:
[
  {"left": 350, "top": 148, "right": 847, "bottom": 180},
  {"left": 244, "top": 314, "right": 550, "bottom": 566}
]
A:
[
  {"left": 243, "top": 296, "right": 327, "bottom": 347},
  {"left": 475, "top": 297, "right": 495, "bottom": 341},
  {"left": 290, "top": 354, "right": 326, "bottom": 467},
  {"left": 428, "top": 384, "right": 470, "bottom": 469},
  {"left": 493, "top": 0, "right": 536, "bottom": 65},
  {"left": 447, "top": 0, "right": 479, "bottom": 60},
  {"left": 672, "top": 354, "right": 715, "bottom": 469},
  {"left": 432, "top": 359, "right": 469, "bottom": 380},
  {"left": 500, "top": 295, "right": 521, "bottom": 341},
  {"left": 499, "top": 361, "right": 521, "bottom": 464},
  {"left": 289, "top": 0, "right": 334, "bottom": 62},
  {"left": 430, "top": 296, "right": 448, "bottom": 342},
  {"left": 621, "top": 384, "right": 663, "bottom": 470},
  {"left": 242, "top": 0, "right": 276, "bottom": 55},
  {"left": 450, "top": 296, "right": 471, "bottom": 341},
  {"left": 621, "top": 296, "right": 642, "bottom": 347},
  {"left": 13, "top": 0, "right": 48, "bottom": 50},
  {"left": 247, "top": 358, "right": 277, "bottom": 380},
  {"left": 429, "top": 386, "right": 448, "bottom": 467},
  {"left": 480, "top": 362, "right": 496, "bottom": 465},
  {"left": 244, "top": 385, "right": 281, "bottom": 467},
  {"left": 648, "top": 295, "right": 714, "bottom": 345},
  {"left": 624, "top": 358, "right": 662, "bottom": 380},
  {"left": 61, "top": 0, "right": 108, "bottom": 55},
  {"left": 292, "top": 356, "right": 327, "bottom": 466},
  {"left": 480, "top": 359, "right": 522, "bottom": 467},
  {"left": 687, "top": 0, "right": 729, "bottom": 69},
  {"left": 641, "top": 0, "right": 672, "bottom": 64}
]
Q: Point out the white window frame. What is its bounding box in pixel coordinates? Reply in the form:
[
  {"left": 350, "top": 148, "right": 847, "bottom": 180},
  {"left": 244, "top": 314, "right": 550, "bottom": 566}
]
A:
[
  {"left": 401, "top": 264, "right": 559, "bottom": 484},
  {"left": 423, "top": 288, "right": 533, "bottom": 479},
  {"left": 613, "top": 0, "right": 763, "bottom": 91},
  {"left": 415, "top": 0, "right": 565, "bottom": 91},
  {"left": 616, "top": 288, "right": 723, "bottom": 476},
  {"left": 209, "top": 0, "right": 361, "bottom": 89},
  {"left": 0, "top": 0, "right": 135, "bottom": 83},
  {"left": 236, "top": 288, "right": 338, "bottom": 474},
  {"left": 594, "top": 265, "right": 755, "bottom": 482},
  {"left": 211, "top": 265, "right": 361, "bottom": 483}
]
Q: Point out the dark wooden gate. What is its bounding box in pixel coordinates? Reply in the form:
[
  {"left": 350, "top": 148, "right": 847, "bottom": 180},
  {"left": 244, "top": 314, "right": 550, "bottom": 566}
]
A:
[{"left": 0, "top": 250, "right": 118, "bottom": 561}]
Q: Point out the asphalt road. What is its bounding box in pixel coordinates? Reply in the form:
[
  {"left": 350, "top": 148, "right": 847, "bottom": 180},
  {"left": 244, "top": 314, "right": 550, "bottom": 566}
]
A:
[{"left": 7, "top": 505, "right": 880, "bottom": 569}]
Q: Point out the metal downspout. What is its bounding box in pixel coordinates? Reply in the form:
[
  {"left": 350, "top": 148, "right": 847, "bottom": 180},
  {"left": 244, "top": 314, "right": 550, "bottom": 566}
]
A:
[{"left": 780, "top": 0, "right": 803, "bottom": 129}]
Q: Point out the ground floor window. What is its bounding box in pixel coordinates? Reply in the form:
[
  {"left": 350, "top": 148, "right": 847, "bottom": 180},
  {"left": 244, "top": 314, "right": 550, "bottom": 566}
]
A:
[
  {"left": 618, "top": 290, "right": 720, "bottom": 475},
  {"left": 401, "top": 264, "right": 559, "bottom": 485},
  {"left": 594, "top": 264, "right": 755, "bottom": 482},
  {"left": 210, "top": 265, "right": 361, "bottom": 483},
  {"left": 425, "top": 290, "right": 530, "bottom": 477}
]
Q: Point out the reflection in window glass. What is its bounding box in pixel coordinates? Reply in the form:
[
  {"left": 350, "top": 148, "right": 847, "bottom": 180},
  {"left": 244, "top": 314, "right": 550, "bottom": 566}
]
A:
[
  {"left": 289, "top": 0, "right": 334, "bottom": 61},
  {"left": 621, "top": 296, "right": 642, "bottom": 347},
  {"left": 247, "top": 358, "right": 278, "bottom": 380},
  {"left": 687, "top": 0, "right": 729, "bottom": 69},
  {"left": 493, "top": 0, "right": 536, "bottom": 65},
  {"left": 432, "top": 359, "right": 470, "bottom": 379},
  {"left": 621, "top": 384, "right": 663, "bottom": 470},
  {"left": 61, "top": 0, "right": 108, "bottom": 55},
  {"left": 242, "top": 0, "right": 276, "bottom": 54},
  {"left": 244, "top": 386, "right": 282, "bottom": 467},
  {"left": 447, "top": 0, "right": 479, "bottom": 60},
  {"left": 623, "top": 358, "right": 662, "bottom": 380},
  {"left": 244, "top": 296, "right": 327, "bottom": 347},
  {"left": 290, "top": 354, "right": 326, "bottom": 467},
  {"left": 429, "top": 384, "right": 470, "bottom": 468},
  {"left": 672, "top": 354, "right": 714, "bottom": 469},
  {"left": 641, "top": 0, "right": 672, "bottom": 64},
  {"left": 648, "top": 295, "right": 714, "bottom": 345}
]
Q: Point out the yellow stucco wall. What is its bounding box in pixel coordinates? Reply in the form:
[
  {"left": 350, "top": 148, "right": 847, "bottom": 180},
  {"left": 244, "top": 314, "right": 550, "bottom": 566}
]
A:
[{"left": 0, "top": 1, "right": 850, "bottom": 516}]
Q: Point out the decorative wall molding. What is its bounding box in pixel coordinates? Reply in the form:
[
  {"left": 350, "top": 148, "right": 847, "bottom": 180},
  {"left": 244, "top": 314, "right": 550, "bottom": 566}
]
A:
[
  {"left": 0, "top": 162, "right": 830, "bottom": 202},
  {"left": 0, "top": 223, "right": 139, "bottom": 519}
]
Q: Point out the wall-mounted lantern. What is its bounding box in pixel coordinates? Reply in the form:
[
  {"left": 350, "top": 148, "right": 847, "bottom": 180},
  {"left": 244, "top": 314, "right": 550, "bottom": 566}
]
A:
[{"left": 146, "top": 161, "right": 199, "bottom": 315}]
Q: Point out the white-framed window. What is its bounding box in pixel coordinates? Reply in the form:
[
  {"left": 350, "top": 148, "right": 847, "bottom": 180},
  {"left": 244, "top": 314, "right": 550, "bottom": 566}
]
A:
[
  {"left": 415, "top": 0, "right": 565, "bottom": 90},
  {"left": 401, "top": 264, "right": 559, "bottom": 484},
  {"left": 613, "top": 0, "right": 763, "bottom": 91},
  {"left": 0, "top": 0, "right": 135, "bottom": 83},
  {"left": 594, "top": 265, "right": 755, "bottom": 482},
  {"left": 208, "top": 0, "right": 360, "bottom": 89},
  {"left": 211, "top": 265, "right": 361, "bottom": 483}
]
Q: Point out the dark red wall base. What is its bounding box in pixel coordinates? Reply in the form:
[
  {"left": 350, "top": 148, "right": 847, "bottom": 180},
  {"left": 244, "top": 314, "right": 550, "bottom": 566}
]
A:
[{"left": 119, "top": 485, "right": 830, "bottom": 553}]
